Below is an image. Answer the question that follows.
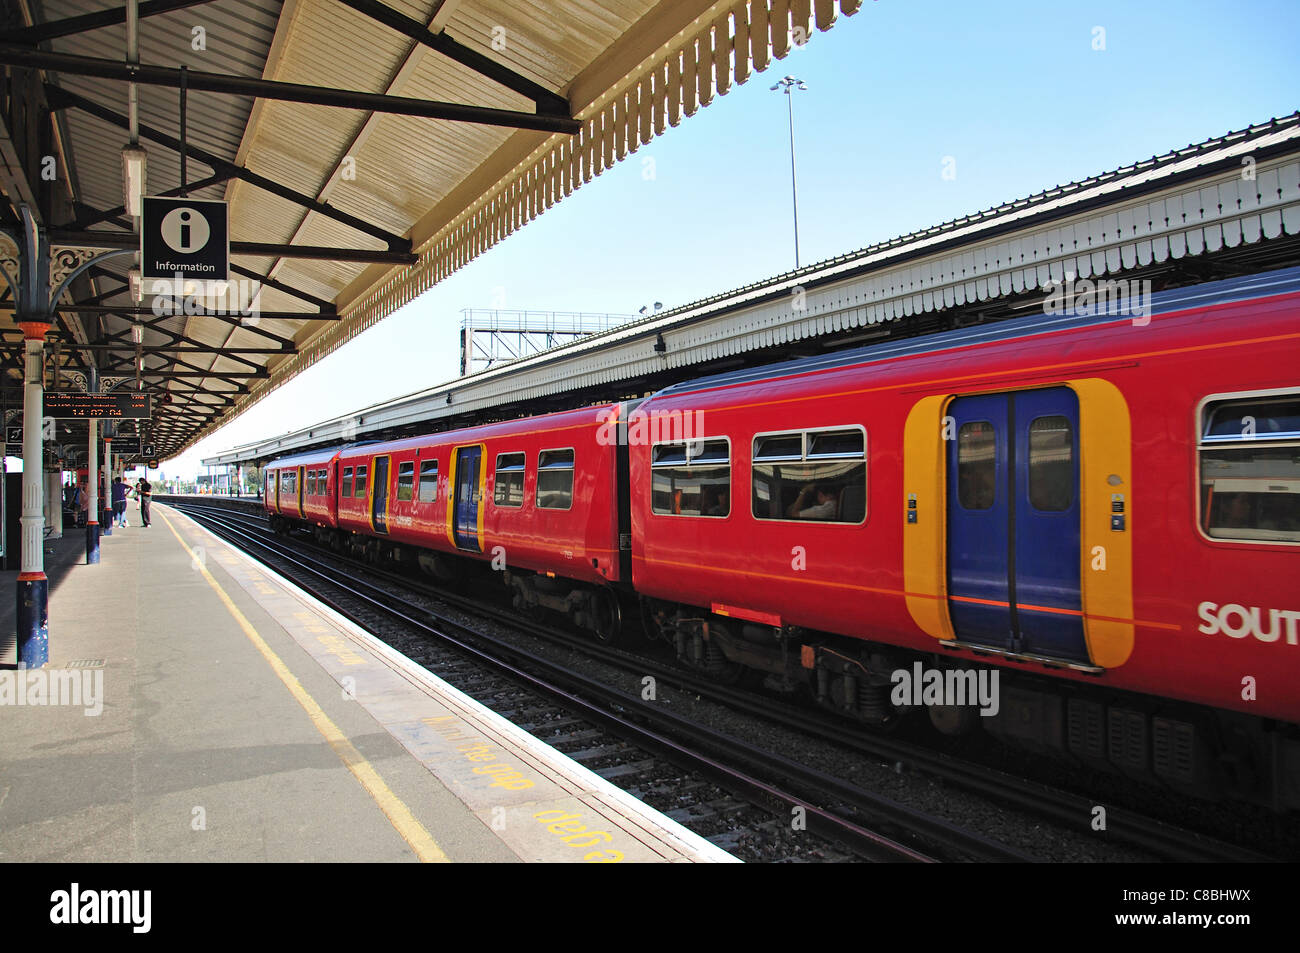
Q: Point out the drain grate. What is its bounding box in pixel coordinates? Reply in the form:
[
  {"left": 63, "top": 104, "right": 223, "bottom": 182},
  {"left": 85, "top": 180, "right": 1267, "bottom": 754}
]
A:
[{"left": 65, "top": 658, "right": 106, "bottom": 668}]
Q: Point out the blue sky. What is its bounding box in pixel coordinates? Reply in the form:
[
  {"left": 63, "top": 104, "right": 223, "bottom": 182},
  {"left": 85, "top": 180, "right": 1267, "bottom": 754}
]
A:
[{"left": 167, "top": 0, "right": 1300, "bottom": 479}]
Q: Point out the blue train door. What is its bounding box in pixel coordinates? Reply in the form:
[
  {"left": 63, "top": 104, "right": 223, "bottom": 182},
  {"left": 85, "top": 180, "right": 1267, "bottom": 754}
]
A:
[
  {"left": 946, "top": 387, "right": 1087, "bottom": 662},
  {"left": 371, "top": 456, "right": 390, "bottom": 534},
  {"left": 454, "top": 446, "right": 481, "bottom": 552}
]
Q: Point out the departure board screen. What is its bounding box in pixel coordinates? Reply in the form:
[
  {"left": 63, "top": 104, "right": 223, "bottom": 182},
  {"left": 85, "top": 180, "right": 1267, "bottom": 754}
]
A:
[{"left": 43, "top": 392, "right": 152, "bottom": 419}]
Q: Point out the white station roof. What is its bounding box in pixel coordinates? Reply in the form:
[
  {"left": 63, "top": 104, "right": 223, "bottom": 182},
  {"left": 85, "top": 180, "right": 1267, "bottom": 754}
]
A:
[{"left": 204, "top": 111, "right": 1300, "bottom": 466}]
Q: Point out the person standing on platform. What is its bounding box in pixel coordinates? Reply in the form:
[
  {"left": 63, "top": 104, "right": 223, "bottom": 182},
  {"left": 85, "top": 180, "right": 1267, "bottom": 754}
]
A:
[
  {"left": 75, "top": 479, "right": 89, "bottom": 528},
  {"left": 99, "top": 472, "right": 111, "bottom": 531},
  {"left": 135, "top": 476, "right": 152, "bottom": 527},
  {"left": 111, "top": 475, "right": 129, "bottom": 528}
]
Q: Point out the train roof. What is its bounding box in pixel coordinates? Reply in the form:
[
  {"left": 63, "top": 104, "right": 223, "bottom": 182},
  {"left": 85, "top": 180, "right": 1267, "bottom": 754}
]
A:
[
  {"left": 265, "top": 442, "right": 378, "bottom": 469},
  {"left": 648, "top": 265, "right": 1300, "bottom": 400},
  {"left": 333, "top": 403, "right": 619, "bottom": 458}
]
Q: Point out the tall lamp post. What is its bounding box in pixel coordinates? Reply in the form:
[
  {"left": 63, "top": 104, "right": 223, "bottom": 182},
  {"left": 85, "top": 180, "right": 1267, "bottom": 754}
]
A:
[{"left": 770, "top": 75, "right": 808, "bottom": 269}]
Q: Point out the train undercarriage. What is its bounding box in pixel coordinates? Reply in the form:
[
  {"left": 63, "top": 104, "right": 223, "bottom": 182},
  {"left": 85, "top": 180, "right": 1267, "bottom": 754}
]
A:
[
  {"left": 641, "top": 597, "right": 1300, "bottom": 814},
  {"left": 270, "top": 515, "right": 625, "bottom": 643},
  {"left": 268, "top": 512, "right": 1299, "bottom": 813}
]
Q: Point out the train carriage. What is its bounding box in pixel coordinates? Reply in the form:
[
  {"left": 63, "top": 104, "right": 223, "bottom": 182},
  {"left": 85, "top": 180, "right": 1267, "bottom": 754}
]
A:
[
  {"left": 629, "top": 267, "right": 1300, "bottom": 806},
  {"left": 264, "top": 447, "right": 342, "bottom": 530},
  {"left": 327, "top": 406, "right": 628, "bottom": 636}
]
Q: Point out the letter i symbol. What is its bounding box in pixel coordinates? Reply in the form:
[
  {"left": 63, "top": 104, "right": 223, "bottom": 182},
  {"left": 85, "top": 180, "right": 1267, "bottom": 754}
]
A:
[{"left": 179, "top": 211, "right": 191, "bottom": 250}]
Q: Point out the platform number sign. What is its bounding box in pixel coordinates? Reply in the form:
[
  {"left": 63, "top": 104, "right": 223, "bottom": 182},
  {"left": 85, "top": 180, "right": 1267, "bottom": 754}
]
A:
[{"left": 141, "top": 196, "right": 229, "bottom": 282}]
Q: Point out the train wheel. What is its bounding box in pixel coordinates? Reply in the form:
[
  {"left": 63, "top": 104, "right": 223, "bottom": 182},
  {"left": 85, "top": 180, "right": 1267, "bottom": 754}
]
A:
[
  {"left": 928, "top": 703, "right": 975, "bottom": 737},
  {"left": 591, "top": 589, "right": 623, "bottom": 644},
  {"left": 700, "top": 623, "right": 744, "bottom": 685},
  {"left": 705, "top": 643, "right": 744, "bottom": 685},
  {"left": 639, "top": 598, "right": 668, "bottom": 641}
]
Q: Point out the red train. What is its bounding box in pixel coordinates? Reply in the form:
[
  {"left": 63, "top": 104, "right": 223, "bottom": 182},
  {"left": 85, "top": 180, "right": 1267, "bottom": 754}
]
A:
[{"left": 266, "top": 267, "right": 1300, "bottom": 809}]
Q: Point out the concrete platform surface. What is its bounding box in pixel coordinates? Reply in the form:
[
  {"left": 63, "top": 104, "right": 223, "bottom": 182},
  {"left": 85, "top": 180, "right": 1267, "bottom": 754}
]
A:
[{"left": 0, "top": 503, "right": 735, "bottom": 864}]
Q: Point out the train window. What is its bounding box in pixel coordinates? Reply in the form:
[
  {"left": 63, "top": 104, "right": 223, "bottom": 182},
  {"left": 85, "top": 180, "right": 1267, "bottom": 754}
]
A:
[
  {"left": 754, "top": 433, "right": 803, "bottom": 462},
  {"left": 418, "top": 460, "right": 438, "bottom": 503},
  {"left": 690, "top": 439, "right": 730, "bottom": 464},
  {"left": 651, "top": 439, "right": 730, "bottom": 517},
  {"left": 808, "top": 430, "right": 864, "bottom": 459},
  {"left": 1203, "top": 397, "right": 1300, "bottom": 441},
  {"left": 957, "top": 421, "right": 996, "bottom": 510},
  {"left": 494, "top": 452, "right": 526, "bottom": 507},
  {"left": 1198, "top": 392, "right": 1300, "bottom": 543},
  {"left": 342, "top": 467, "right": 353, "bottom": 498},
  {"left": 306, "top": 471, "right": 314, "bottom": 497},
  {"left": 355, "top": 465, "right": 368, "bottom": 499},
  {"left": 396, "top": 462, "right": 415, "bottom": 502},
  {"left": 652, "top": 444, "right": 688, "bottom": 466},
  {"left": 752, "top": 427, "right": 866, "bottom": 523},
  {"left": 1028, "top": 416, "right": 1073, "bottom": 512},
  {"left": 537, "top": 449, "right": 574, "bottom": 510}
]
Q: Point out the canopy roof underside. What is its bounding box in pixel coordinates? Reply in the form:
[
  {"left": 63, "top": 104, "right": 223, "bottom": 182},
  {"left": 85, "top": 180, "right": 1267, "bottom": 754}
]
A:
[{"left": 0, "top": 0, "right": 864, "bottom": 460}]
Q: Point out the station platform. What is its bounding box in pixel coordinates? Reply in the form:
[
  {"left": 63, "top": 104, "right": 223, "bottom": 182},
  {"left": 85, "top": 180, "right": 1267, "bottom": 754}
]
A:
[{"left": 0, "top": 503, "right": 735, "bottom": 864}]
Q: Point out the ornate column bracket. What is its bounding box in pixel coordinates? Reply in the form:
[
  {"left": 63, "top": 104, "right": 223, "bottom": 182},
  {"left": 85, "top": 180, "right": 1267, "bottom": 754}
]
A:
[
  {"left": 48, "top": 245, "right": 134, "bottom": 307},
  {"left": 0, "top": 230, "right": 20, "bottom": 299}
]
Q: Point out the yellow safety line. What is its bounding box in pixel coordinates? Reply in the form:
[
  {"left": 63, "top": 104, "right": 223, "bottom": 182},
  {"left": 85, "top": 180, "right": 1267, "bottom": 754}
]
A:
[{"left": 159, "top": 510, "right": 449, "bottom": 863}]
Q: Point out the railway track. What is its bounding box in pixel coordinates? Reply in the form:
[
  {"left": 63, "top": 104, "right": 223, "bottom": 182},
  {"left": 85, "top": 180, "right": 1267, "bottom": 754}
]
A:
[
  {"left": 164, "top": 498, "right": 1280, "bottom": 863},
  {"left": 164, "top": 500, "right": 1048, "bottom": 862}
]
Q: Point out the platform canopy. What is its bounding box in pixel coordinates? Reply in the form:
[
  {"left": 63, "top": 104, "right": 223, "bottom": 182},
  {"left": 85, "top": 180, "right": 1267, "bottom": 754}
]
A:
[{"left": 0, "top": 0, "right": 864, "bottom": 461}]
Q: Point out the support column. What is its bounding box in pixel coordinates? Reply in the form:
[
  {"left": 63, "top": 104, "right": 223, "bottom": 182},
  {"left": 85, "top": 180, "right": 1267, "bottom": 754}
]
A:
[
  {"left": 44, "top": 468, "right": 62, "bottom": 539},
  {"left": 17, "top": 323, "right": 48, "bottom": 668},
  {"left": 86, "top": 416, "right": 99, "bottom": 563},
  {"left": 101, "top": 437, "right": 113, "bottom": 536}
]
